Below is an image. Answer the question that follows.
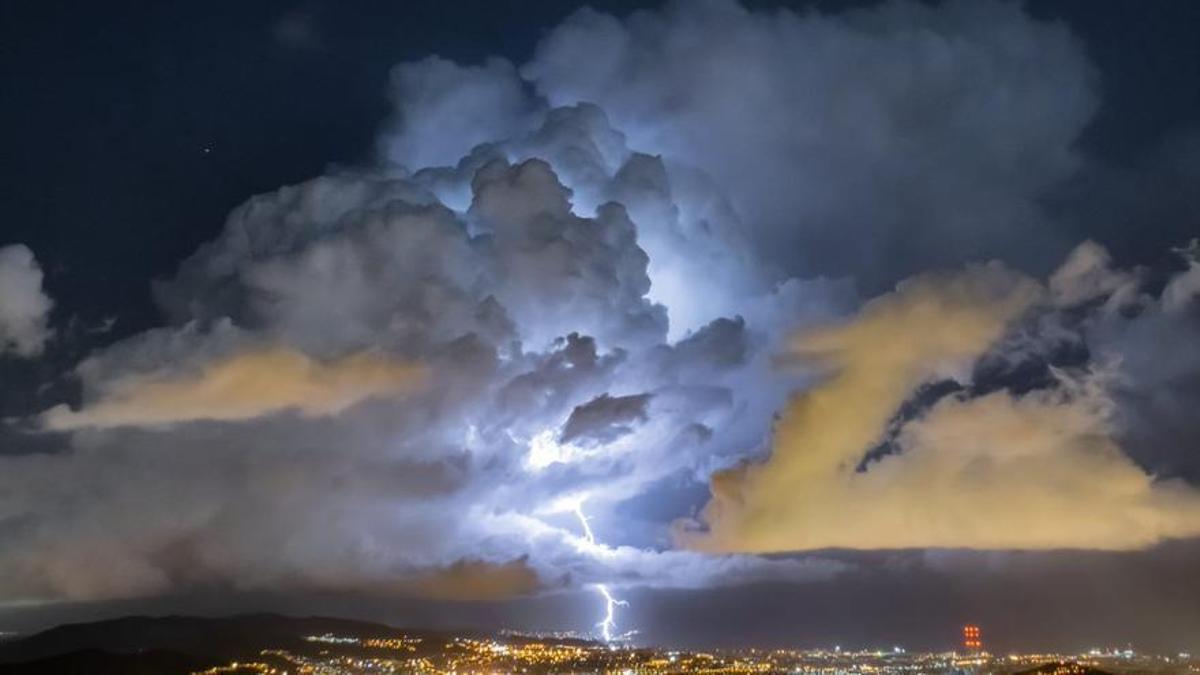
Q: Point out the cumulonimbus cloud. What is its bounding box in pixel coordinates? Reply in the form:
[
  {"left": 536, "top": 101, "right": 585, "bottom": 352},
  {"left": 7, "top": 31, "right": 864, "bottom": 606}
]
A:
[{"left": 519, "top": 0, "right": 1097, "bottom": 288}]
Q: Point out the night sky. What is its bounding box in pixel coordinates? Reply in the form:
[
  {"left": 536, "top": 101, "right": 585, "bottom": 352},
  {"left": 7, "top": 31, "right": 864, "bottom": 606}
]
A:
[{"left": 2, "top": 0, "right": 1199, "bottom": 653}]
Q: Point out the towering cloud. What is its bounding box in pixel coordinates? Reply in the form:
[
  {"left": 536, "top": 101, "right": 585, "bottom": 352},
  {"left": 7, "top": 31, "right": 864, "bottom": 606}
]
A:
[
  {"left": 0, "top": 244, "right": 53, "bottom": 358},
  {"left": 4, "top": 141, "right": 833, "bottom": 604},
  {"left": 521, "top": 0, "right": 1097, "bottom": 286}
]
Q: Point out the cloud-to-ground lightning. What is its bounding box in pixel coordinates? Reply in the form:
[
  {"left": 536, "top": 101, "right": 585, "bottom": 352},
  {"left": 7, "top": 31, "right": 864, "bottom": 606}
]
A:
[
  {"left": 594, "top": 583, "right": 628, "bottom": 643},
  {"left": 570, "top": 499, "right": 633, "bottom": 642}
]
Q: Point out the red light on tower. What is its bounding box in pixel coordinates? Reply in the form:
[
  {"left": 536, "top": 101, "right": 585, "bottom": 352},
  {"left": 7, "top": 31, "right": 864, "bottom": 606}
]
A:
[{"left": 962, "top": 625, "right": 982, "bottom": 652}]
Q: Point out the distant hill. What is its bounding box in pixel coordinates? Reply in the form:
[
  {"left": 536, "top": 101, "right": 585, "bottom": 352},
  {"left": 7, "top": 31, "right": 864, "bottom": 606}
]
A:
[{"left": 0, "top": 613, "right": 410, "bottom": 673}]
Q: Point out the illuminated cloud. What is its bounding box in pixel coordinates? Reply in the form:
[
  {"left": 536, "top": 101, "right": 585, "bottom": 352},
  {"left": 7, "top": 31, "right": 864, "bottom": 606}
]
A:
[
  {"left": 0, "top": 244, "right": 53, "bottom": 358},
  {"left": 522, "top": 0, "right": 1097, "bottom": 287},
  {"left": 685, "top": 255, "right": 1200, "bottom": 552},
  {"left": 41, "top": 347, "right": 423, "bottom": 429},
  {"left": 4, "top": 148, "right": 821, "bottom": 604}
]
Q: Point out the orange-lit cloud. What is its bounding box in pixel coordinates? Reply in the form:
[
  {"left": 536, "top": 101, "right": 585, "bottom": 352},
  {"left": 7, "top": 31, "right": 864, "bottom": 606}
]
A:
[
  {"left": 41, "top": 347, "right": 423, "bottom": 429},
  {"left": 682, "top": 264, "right": 1200, "bottom": 552}
]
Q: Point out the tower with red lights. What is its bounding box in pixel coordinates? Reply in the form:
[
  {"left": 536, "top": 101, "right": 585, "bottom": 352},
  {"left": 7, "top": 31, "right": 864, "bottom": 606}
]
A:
[{"left": 962, "top": 625, "right": 982, "bottom": 653}]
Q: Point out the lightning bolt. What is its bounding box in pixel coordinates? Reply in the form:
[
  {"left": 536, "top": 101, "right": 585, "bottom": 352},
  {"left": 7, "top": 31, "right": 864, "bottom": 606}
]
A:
[
  {"left": 572, "top": 501, "right": 597, "bottom": 546},
  {"left": 594, "top": 584, "right": 628, "bottom": 643},
  {"left": 570, "top": 500, "right": 631, "bottom": 642}
]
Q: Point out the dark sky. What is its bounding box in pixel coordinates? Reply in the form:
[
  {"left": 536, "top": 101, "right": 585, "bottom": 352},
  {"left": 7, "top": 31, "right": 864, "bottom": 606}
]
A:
[{"left": 2, "top": 0, "right": 1200, "bottom": 652}]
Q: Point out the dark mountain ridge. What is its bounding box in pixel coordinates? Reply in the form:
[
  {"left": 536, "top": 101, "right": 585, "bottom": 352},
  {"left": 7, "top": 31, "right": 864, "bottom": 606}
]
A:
[{"left": 0, "top": 612, "right": 408, "bottom": 662}]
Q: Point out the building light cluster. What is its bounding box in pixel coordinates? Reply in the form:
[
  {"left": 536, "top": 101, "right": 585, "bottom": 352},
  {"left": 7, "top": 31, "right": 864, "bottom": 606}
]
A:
[
  {"left": 363, "top": 636, "right": 422, "bottom": 652},
  {"left": 192, "top": 660, "right": 279, "bottom": 674},
  {"left": 190, "top": 630, "right": 1200, "bottom": 675},
  {"left": 963, "top": 625, "right": 982, "bottom": 652}
]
